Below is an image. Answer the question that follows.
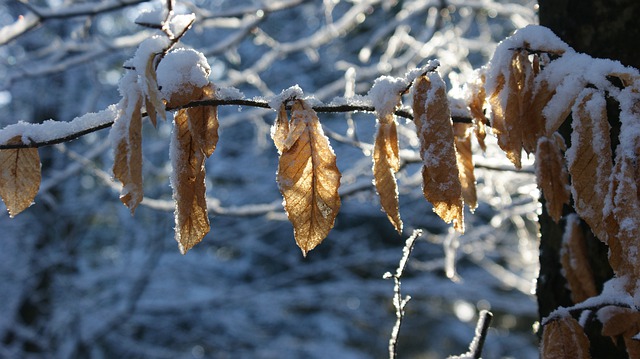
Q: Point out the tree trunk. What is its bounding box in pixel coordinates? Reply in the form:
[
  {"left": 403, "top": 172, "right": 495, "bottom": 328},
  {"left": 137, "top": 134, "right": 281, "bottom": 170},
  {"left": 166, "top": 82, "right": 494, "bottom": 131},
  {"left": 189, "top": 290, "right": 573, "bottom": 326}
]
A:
[{"left": 537, "top": 1, "right": 640, "bottom": 357}]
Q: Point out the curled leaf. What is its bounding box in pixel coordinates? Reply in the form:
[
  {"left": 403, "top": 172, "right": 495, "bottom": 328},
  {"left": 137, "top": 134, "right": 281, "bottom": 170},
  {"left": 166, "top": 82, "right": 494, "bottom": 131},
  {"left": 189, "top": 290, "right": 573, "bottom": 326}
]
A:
[
  {"left": 535, "top": 134, "right": 570, "bottom": 222},
  {"left": 186, "top": 84, "right": 219, "bottom": 158},
  {"left": 171, "top": 109, "right": 211, "bottom": 254},
  {"left": 560, "top": 214, "right": 597, "bottom": 304},
  {"left": 566, "top": 89, "right": 612, "bottom": 242},
  {"left": 488, "top": 51, "right": 537, "bottom": 168},
  {"left": 412, "top": 73, "right": 464, "bottom": 232},
  {"left": 453, "top": 123, "right": 477, "bottom": 211},
  {"left": 373, "top": 117, "right": 402, "bottom": 233},
  {"left": 0, "top": 136, "right": 41, "bottom": 217},
  {"left": 112, "top": 92, "right": 144, "bottom": 213},
  {"left": 275, "top": 99, "right": 341, "bottom": 255}
]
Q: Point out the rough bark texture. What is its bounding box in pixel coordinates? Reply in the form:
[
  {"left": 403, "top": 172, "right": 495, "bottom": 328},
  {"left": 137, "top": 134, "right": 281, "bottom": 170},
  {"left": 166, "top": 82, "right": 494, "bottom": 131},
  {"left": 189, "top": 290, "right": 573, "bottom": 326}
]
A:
[{"left": 537, "top": 1, "right": 639, "bottom": 357}]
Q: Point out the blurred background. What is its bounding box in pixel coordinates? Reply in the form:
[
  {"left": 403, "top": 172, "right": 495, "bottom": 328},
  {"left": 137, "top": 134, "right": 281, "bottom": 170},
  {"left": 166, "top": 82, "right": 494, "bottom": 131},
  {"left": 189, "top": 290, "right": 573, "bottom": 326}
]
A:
[{"left": 0, "top": 1, "right": 541, "bottom": 358}]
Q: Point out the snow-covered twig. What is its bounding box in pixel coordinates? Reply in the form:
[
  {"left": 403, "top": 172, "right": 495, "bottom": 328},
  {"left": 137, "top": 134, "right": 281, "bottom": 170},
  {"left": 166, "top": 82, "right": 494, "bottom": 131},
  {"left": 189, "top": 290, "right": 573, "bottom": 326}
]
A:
[{"left": 384, "top": 229, "right": 422, "bottom": 359}]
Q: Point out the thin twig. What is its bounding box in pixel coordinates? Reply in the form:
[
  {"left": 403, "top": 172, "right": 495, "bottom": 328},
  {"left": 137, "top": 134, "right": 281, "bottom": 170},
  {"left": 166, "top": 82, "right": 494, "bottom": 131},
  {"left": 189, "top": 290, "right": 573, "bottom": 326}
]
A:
[
  {"left": 384, "top": 229, "right": 422, "bottom": 359},
  {"left": 0, "top": 98, "right": 471, "bottom": 149}
]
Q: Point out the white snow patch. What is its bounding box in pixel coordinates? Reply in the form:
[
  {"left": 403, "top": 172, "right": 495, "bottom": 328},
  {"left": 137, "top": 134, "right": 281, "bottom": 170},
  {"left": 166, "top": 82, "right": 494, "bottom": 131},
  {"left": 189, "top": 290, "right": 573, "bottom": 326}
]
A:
[
  {"left": 135, "top": 7, "right": 166, "bottom": 26},
  {"left": 367, "top": 75, "right": 406, "bottom": 118},
  {"left": 156, "top": 48, "right": 211, "bottom": 99},
  {"left": 268, "top": 85, "right": 304, "bottom": 110}
]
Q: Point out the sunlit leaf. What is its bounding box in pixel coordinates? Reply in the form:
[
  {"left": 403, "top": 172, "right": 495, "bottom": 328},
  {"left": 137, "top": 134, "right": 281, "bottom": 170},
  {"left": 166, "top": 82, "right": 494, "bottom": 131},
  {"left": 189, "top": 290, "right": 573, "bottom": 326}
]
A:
[
  {"left": 412, "top": 73, "right": 464, "bottom": 232},
  {"left": 275, "top": 99, "right": 341, "bottom": 255},
  {"left": 171, "top": 109, "right": 210, "bottom": 254},
  {"left": 454, "top": 123, "right": 477, "bottom": 211}
]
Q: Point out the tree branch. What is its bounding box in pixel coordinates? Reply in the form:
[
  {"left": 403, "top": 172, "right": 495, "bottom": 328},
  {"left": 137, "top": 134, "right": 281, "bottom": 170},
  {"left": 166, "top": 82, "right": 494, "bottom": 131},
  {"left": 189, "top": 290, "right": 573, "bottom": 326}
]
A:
[{"left": 0, "top": 97, "right": 471, "bottom": 150}]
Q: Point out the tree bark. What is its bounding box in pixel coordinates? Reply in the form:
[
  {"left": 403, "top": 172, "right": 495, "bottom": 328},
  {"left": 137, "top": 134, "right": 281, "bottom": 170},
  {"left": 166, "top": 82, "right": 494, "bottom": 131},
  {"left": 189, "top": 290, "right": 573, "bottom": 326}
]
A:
[{"left": 537, "top": 1, "right": 640, "bottom": 357}]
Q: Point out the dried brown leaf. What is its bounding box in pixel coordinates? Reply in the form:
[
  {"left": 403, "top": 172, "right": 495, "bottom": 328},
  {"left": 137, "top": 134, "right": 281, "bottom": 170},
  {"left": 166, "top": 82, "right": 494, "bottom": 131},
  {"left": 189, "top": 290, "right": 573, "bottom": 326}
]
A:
[
  {"left": 560, "top": 215, "right": 597, "bottom": 304},
  {"left": 566, "top": 89, "right": 613, "bottom": 242},
  {"left": 373, "top": 116, "right": 402, "bottom": 233},
  {"left": 454, "top": 123, "right": 477, "bottom": 211},
  {"left": 276, "top": 99, "right": 341, "bottom": 255},
  {"left": 172, "top": 109, "right": 210, "bottom": 254},
  {"left": 412, "top": 73, "right": 464, "bottom": 232},
  {"left": 0, "top": 136, "right": 41, "bottom": 217},
  {"left": 607, "top": 154, "right": 640, "bottom": 281},
  {"left": 112, "top": 94, "right": 144, "bottom": 213},
  {"left": 271, "top": 103, "right": 290, "bottom": 154},
  {"left": 541, "top": 316, "right": 591, "bottom": 359},
  {"left": 186, "top": 84, "right": 218, "bottom": 158},
  {"left": 535, "top": 134, "right": 570, "bottom": 222},
  {"left": 467, "top": 72, "right": 488, "bottom": 152}
]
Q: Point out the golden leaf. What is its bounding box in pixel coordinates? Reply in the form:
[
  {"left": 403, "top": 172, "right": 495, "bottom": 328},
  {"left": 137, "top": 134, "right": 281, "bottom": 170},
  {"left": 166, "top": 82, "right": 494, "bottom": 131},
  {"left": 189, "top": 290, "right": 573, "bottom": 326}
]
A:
[
  {"left": 0, "top": 136, "right": 41, "bottom": 217},
  {"left": 171, "top": 109, "right": 210, "bottom": 254},
  {"left": 412, "top": 73, "right": 464, "bottom": 232},
  {"left": 276, "top": 99, "right": 341, "bottom": 255},
  {"left": 560, "top": 215, "right": 597, "bottom": 303},
  {"left": 535, "top": 134, "right": 570, "bottom": 222},
  {"left": 112, "top": 93, "right": 144, "bottom": 213},
  {"left": 454, "top": 122, "right": 477, "bottom": 211},
  {"left": 186, "top": 84, "right": 219, "bottom": 158},
  {"left": 541, "top": 316, "right": 591, "bottom": 359},
  {"left": 271, "top": 103, "right": 289, "bottom": 154},
  {"left": 373, "top": 115, "right": 402, "bottom": 233},
  {"left": 566, "top": 89, "right": 612, "bottom": 242}
]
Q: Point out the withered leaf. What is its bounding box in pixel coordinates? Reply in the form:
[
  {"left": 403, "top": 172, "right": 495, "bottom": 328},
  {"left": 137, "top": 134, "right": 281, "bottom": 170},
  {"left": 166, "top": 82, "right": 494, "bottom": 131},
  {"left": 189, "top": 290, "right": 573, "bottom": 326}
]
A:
[
  {"left": 466, "top": 71, "right": 488, "bottom": 152},
  {"left": 412, "top": 73, "right": 464, "bottom": 232},
  {"left": 276, "top": 99, "right": 341, "bottom": 255},
  {"left": 186, "top": 84, "right": 219, "bottom": 158},
  {"left": 606, "top": 154, "right": 640, "bottom": 282},
  {"left": 541, "top": 316, "right": 591, "bottom": 359},
  {"left": 271, "top": 103, "right": 290, "bottom": 154},
  {"left": 112, "top": 93, "right": 144, "bottom": 213},
  {"left": 373, "top": 116, "right": 402, "bottom": 233},
  {"left": 598, "top": 305, "right": 640, "bottom": 358},
  {"left": 560, "top": 214, "right": 597, "bottom": 304},
  {"left": 143, "top": 53, "right": 167, "bottom": 122},
  {"left": 0, "top": 136, "right": 41, "bottom": 217},
  {"left": 454, "top": 122, "right": 477, "bottom": 211},
  {"left": 566, "top": 89, "right": 612, "bottom": 242},
  {"left": 171, "top": 109, "right": 210, "bottom": 254},
  {"left": 535, "top": 134, "right": 570, "bottom": 222}
]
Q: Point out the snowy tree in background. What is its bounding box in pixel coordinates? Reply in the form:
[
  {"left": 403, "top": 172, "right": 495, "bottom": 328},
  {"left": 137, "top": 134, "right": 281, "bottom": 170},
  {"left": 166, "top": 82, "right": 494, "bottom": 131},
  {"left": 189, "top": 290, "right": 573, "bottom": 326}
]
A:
[{"left": 2, "top": 0, "right": 639, "bottom": 358}]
